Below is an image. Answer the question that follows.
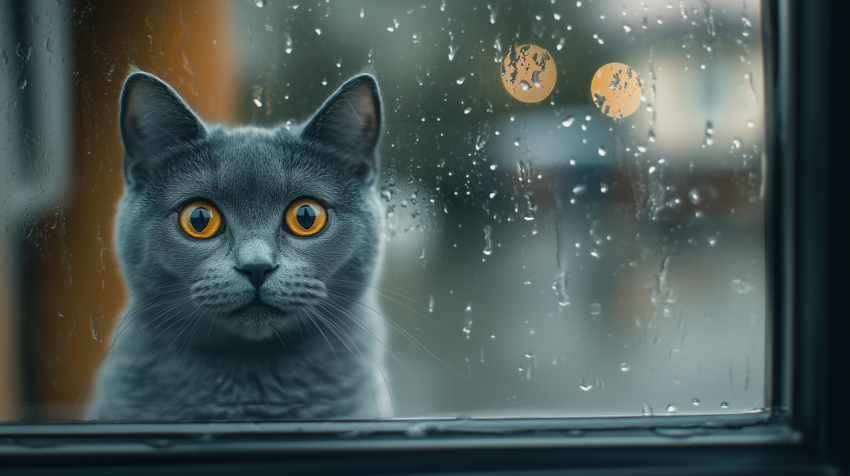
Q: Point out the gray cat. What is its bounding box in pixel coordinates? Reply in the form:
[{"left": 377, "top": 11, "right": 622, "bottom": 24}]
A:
[{"left": 89, "top": 72, "right": 392, "bottom": 420}]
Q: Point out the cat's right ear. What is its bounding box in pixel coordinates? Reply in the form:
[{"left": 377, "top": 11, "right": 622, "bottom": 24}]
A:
[{"left": 119, "top": 72, "right": 207, "bottom": 185}]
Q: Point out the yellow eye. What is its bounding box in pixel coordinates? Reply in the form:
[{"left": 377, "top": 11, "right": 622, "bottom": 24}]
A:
[
  {"left": 179, "top": 201, "right": 223, "bottom": 239},
  {"left": 285, "top": 198, "right": 327, "bottom": 237}
]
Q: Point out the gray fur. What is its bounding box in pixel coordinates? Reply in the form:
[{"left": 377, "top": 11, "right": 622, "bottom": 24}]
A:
[{"left": 90, "top": 72, "right": 391, "bottom": 420}]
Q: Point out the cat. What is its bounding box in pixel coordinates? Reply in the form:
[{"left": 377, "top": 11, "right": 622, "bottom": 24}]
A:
[{"left": 89, "top": 71, "right": 393, "bottom": 420}]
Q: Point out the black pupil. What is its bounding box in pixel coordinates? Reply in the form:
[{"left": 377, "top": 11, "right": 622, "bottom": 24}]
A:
[
  {"left": 296, "top": 204, "right": 316, "bottom": 229},
  {"left": 190, "top": 207, "right": 211, "bottom": 232}
]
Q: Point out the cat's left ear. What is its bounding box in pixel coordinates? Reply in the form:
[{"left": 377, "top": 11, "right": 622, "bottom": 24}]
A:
[{"left": 301, "top": 75, "right": 381, "bottom": 184}]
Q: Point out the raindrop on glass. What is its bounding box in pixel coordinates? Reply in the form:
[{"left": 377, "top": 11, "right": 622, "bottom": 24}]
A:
[
  {"left": 731, "top": 276, "right": 753, "bottom": 295},
  {"left": 483, "top": 225, "right": 493, "bottom": 256},
  {"left": 553, "top": 273, "right": 569, "bottom": 306},
  {"left": 589, "top": 302, "right": 602, "bottom": 315},
  {"left": 462, "top": 303, "right": 473, "bottom": 339},
  {"left": 689, "top": 188, "right": 702, "bottom": 204}
]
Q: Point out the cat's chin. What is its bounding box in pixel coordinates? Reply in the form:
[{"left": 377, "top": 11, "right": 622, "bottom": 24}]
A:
[{"left": 223, "top": 302, "right": 295, "bottom": 341}]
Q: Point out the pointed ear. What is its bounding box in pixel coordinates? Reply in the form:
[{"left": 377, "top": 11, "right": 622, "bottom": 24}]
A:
[
  {"left": 300, "top": 75, "right": 381, "bottom": 183},
  {"left": 119, "top": 72, "right": 207, "bottom": 185}
]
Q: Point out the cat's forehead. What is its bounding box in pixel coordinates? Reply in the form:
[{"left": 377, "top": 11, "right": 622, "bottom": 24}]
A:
[{"left": 162, "top": 129, "right": 347, "bottom": 209}]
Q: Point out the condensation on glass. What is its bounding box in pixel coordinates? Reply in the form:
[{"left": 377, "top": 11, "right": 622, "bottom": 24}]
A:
[{"left": 0, "top": 0, "right": 766, "bottom": 420}]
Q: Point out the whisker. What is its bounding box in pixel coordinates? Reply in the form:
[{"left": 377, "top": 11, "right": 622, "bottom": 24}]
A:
[
  {"left": 326, "top": 290, "right": 494, "bottom": 392},
  {"left": 156, "top": 306, "right": 204, "bottom": 365},
  {"left": 73, "top": 287, "right": 192, "bottom": 418},
  {"left": 327, "top": 278, "right": 454, "bottom": 334},
  {"left": 299, "top": 308, "right": 344, "bottom": 379},
  {"left": 310, "top": 304, "right": 392, "bottom": 416},
  {"left": 176, "top": 308, "right": 207, "bottom": 363}
]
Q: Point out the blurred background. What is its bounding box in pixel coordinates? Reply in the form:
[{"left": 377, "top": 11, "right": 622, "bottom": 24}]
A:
[{"left": 0, "top": 0, "right": 766, "bottom": 420}]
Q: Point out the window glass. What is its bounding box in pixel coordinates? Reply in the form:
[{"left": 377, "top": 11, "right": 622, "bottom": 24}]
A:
[{"left": 0, "top": 0, "right": 765, "bottom": 420}]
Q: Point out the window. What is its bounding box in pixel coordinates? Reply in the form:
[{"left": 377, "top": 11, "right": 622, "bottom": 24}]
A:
[{"left": 0, "top": 0, "right": 847, "bottom": 474}]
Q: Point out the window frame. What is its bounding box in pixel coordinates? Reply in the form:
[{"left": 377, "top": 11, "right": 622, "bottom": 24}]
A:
[{"left": 2, "top": 1, "right": 849, "bottom": 474}]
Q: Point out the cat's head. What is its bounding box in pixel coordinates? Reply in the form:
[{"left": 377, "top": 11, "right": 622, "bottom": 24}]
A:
[{"left": 115, "top": 72, "right": 382, "bottom": 341}]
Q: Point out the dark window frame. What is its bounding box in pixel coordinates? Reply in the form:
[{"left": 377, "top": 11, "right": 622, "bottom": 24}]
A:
[{"left": 2, "top": 1, "right": 849, "bottom": 474}]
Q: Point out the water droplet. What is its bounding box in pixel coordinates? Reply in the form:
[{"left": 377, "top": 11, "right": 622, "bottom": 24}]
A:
[
  {"left": 689, "top": 188, "right": 702, "bottom": 204},
  {"left": 731, "top": 275, "right": 753, "bottom": 295},
  {"left": 360, "top": 8, "right": 365, "bottom": 18},
  {"left": 489, "top": 164, "right": 498, "bottom": 171},
  {"left": 464, "top": 107, "right": 472, "bottom": 114},
  {"left": 589, "top": 302, "right": 602, "bottom": 315},
  {"left": 620, "top": 362, "right": 630, "bottom": 372},
  {"left": 17, "top": 78, "right": 27, "bottom": 89},
  {"left": 666, "top": 404, "right": 677, "bottom": 413},
  {"left": 720, "top": 402, "right": 729, "bottom": 409},
  {"left": 598, "top": 146, "right": 606, "bottom": 156},
  {"left": 456, "top": 77, "right": 465, "bottom": 85},
  {"left": 448, "top": 45, "right": 459, "bottom": 61},
  {"left": 253, "top": 98, "right": 263, "bottom": 107},
  {"left": 553, "top": 272, "right": 570, "bottom": 306},
  {"left": 623, "top": 24, "right": 632, "bottom": 32},
  {"left": 522, "top": 192, "right": 536, "bottom": 221},
  {"left": 732, "top": 138, "right": 741, "bottom": 149},
  {"left": 483, "top": 225, "right": 493, "bottom": 255},
  {"left": 554, "top": 13, "right": 561, "bottom": 20},
  {"left": 428, "top": 295, "right": 434, "bottom": 313},
  {"left": 579, "top": 379, "right": 593, "bottom": 391},
  {"left": 708, "top": 236, "right": 718, "bottom": 246},
  {"left": 520, "top": 80, "right": 531, "bottom": 91},
  {"left": 692, "top": 398, "right": 700, "bottom": 406},
  {"left": 642, "top": 404, "right": 653, "bottom": 416},
  {"left": 315, "top": 28, "right": 322, "bottom": 35},
  {"left": 747, "top": 120, "right": 755, "bottom": 128},
  {"left": 254, "top": 0, "right": 264, "bottom": 7},
  {"left": 600, "top": 183, "right": 609, "bottom": 193},
  {"left": 702, "top": 121, "right": 714, "bottom": 147},
  {"left": 572, "top": 184, "right": 587, "bottom": 195},
  {"left": 463, "top": 303, "right": 473, "bottom": 339},
  {"left": 562, "top": 116, "right": 575, "bottom": 127}
]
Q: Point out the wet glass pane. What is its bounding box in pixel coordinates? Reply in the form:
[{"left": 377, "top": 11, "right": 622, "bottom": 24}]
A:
[{"left": 0, "top": 0, "right": 766, "bottom": 420}]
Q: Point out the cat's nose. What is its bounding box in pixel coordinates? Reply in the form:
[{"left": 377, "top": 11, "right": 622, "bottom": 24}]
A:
[{"left": 236, "top": 262, "right": 277, "bottom": 290}]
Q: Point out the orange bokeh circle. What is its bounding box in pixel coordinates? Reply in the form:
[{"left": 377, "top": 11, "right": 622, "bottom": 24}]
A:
[
  {"left": 501, "top": 44, "right": 557, "bottom": 103},
  {"left": 590, "top": 63, "right": 643, "bottom": 119}
]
